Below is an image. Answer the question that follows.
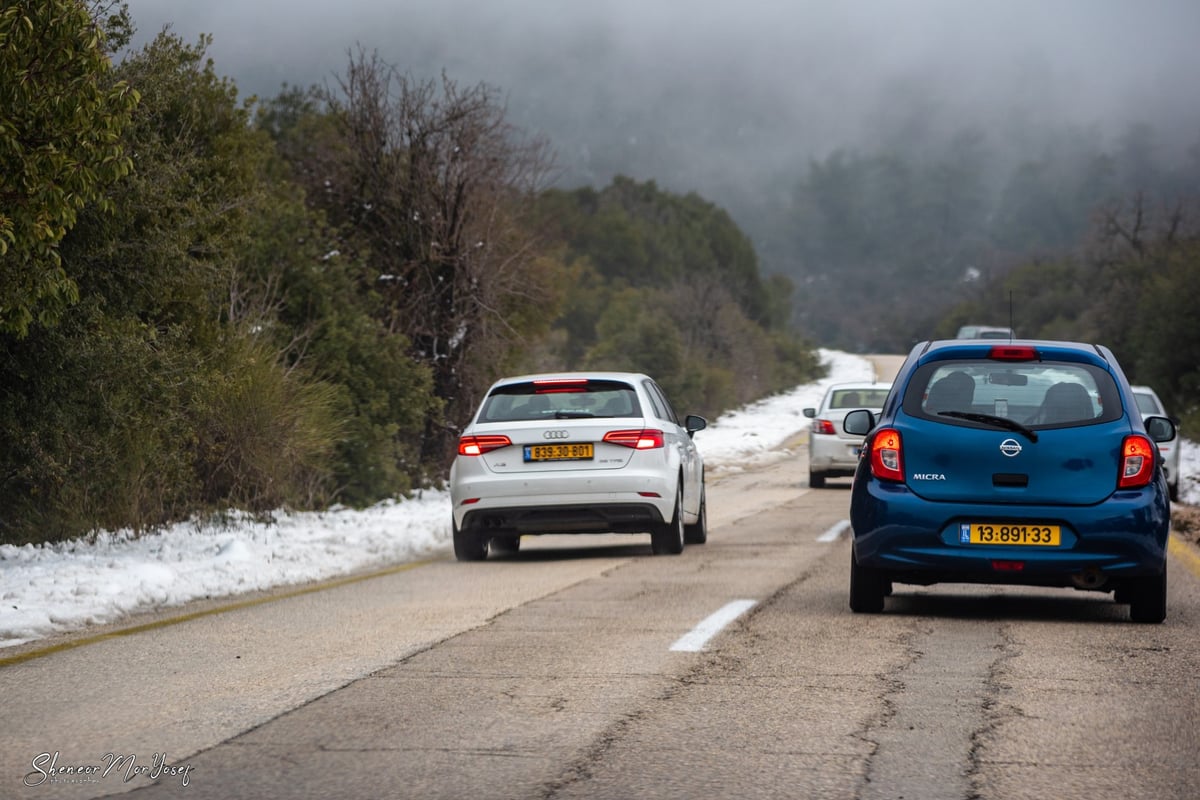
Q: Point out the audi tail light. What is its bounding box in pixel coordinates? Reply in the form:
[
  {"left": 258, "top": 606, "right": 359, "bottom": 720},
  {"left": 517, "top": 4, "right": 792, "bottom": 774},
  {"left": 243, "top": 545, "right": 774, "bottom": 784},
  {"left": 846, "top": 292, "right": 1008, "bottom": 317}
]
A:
[
  {"left": 1118, "top": 434, "right": 1156, "bottom": 488},
  {"left": 603, "top": 429, "right": 665, "bottom": 449},
  {"left": 533, "top": 378, "right": 588, "bottom": 394},
  {"left": 870, "top": 428, "right": 904, "bottom": 482},
  {"left": 812, "top": 418, "right": 837, "bottom": 435},
  {"left": 458, "top": 434, "right": 512, "bottom": 456}
]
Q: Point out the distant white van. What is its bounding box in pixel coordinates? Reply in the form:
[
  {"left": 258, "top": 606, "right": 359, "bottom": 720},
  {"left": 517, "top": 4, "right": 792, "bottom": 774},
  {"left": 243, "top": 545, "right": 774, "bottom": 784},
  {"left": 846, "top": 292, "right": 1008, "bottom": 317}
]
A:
[{"left": 956, "top": 325, "right": 1015, "bottom": 340}]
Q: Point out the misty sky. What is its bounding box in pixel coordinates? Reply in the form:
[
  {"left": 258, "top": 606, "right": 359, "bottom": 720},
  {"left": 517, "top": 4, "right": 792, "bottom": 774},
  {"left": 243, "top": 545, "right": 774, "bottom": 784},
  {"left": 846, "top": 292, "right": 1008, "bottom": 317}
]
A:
[{"left": 121, "top": 0, "right": 1200, "bottom": 198}]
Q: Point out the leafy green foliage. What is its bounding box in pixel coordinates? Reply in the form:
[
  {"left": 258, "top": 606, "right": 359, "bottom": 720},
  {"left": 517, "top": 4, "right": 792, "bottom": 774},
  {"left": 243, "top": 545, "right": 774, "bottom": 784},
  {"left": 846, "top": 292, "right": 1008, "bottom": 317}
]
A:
[
  {"left": 0, "top": 0, "right": 139, "bottom": 336},
  {"left": 261, "top": 57, "right": 560, "bottom": 469},
  {"left": 534, "top": 177, "right": 823, "bottom": 416}
]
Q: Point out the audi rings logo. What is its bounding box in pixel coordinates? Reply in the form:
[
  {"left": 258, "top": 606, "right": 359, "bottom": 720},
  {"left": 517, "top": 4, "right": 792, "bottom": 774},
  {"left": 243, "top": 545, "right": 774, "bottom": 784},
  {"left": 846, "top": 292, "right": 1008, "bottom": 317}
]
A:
[
  {"left": 544, "top": 430, "right": 570, "bottom": 440},
  {"left": 999, "top": 438, "right": 1023, "bottom": 457}
]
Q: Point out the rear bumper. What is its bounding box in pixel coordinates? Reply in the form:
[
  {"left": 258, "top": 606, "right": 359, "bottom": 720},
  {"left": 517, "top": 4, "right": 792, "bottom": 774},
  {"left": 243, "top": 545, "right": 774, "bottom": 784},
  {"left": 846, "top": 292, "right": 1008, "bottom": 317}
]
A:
[
  {"left": 850, "top": 478, "right": 1170, "bottom": 587},
  {"left": 450, "top": 467, "right": 678, "bottom": 531},
  {"left": 809, "top": 434, "right": 864, "bottom": 473},
  {"left": 460, "top": 502, "right": 666, "bottom": 535}
]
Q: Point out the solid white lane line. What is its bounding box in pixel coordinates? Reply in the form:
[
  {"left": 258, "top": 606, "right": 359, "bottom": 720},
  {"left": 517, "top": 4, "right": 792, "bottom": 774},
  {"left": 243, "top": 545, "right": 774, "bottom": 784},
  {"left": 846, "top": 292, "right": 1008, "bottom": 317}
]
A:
[
  {"left": 670, "top": 599, "right": 757, "bottom": 652},
  {"left": 818, "top": 519, "right": 851, "bottom": 542}
]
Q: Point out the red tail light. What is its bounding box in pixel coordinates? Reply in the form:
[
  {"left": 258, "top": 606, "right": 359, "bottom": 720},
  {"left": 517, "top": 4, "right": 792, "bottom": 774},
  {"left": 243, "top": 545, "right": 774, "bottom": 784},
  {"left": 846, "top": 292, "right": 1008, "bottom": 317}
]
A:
[
  {"left": 533, "top": 378, "right": 588, "bottom": 394},
  {"left": 1118, "top": 434, "right": 1156, "bottom": 488},
  {"left": 813, "top": 418, "right": 837, "bottom": 435},
  {"left": 870, "top": 427, "right": 904, "bottom": 482},
  {"left": 988, "top": 345, "right": 1038, "bottom": 361},
  {"left": 457, "top": 434, "right": 512, "bottom": 456},
  {"left": 603, "top": 429, "right": 665, "bottom": 449}
]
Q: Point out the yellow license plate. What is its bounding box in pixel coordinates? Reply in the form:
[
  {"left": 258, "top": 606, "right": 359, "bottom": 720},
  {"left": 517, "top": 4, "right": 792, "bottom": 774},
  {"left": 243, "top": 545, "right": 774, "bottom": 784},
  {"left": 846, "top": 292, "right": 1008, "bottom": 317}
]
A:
[
  {"left": 960, "top": 523, "right": 1061, "bottom": 546},
  {"left": 524, "top": 443, "right": 594, "bottom": 462}
]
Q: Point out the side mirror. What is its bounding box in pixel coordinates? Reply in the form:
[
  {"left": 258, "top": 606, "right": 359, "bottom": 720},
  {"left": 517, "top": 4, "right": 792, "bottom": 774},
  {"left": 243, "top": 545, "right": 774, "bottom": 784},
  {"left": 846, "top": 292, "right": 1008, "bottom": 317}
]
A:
[
  {"left": 1144, "top": 415, "right": 1176, "bottom": 443},
  {"left": 843, "top": 409, "right": 875, "bottom": 436},
  {"left": 803, "top": 407, "right": 816, "bottom": 418},
  {"left": 685, "top": 414, "right": 708, "bottom": 439}
]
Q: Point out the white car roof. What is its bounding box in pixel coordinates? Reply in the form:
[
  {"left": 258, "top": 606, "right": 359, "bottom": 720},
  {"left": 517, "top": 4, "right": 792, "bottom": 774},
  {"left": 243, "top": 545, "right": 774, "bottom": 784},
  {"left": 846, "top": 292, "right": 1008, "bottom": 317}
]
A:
[{"left": 488, "top": 371, "right": 651, "bottom": 388}]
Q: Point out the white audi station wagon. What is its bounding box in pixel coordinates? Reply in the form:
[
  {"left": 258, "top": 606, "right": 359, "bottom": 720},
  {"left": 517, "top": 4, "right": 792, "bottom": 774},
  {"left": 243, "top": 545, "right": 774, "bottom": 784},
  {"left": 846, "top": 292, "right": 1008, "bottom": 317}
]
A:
[{"left": 449, "top": 372, "right": 707, "bottom": 560}]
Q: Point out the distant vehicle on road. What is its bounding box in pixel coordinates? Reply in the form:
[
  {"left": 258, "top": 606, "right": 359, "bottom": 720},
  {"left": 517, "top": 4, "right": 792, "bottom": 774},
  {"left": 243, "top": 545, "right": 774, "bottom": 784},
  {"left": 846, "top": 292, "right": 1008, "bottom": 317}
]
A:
[
  {"left": 803, "top": 382, "right": 892, "bottom": 488},
  {"left": 955, "top": 325, "right": 1015, "bottom": 340},
  {"left": 1130, "top": 384, "right": 1181, "bottom": 501}
]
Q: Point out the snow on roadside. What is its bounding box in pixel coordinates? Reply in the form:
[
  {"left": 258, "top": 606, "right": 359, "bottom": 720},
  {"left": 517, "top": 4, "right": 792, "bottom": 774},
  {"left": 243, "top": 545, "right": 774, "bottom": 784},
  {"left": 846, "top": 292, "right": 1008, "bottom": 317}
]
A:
[{"left": 0, "top": 350, "right": 874, "bottom": 648}]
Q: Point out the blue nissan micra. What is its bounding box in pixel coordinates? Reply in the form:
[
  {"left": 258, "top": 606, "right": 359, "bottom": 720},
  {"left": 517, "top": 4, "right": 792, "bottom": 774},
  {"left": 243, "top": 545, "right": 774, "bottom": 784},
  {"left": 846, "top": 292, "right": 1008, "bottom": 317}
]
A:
[{"left": 843, "top": 340, "right": 1177, "bottom": 623}]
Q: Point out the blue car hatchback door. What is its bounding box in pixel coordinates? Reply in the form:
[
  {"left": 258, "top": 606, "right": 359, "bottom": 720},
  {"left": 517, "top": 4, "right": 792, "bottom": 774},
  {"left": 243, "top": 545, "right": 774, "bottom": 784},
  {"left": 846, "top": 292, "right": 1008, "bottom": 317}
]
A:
[{"left": 843, "top": 340, "right": 1177, "bottom": 623}]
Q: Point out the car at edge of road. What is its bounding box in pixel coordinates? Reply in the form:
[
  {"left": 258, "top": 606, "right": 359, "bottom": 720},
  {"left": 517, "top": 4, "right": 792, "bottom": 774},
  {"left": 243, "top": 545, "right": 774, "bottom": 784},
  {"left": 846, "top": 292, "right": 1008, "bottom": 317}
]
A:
[
  {"left": 449, "top": 371, "right": 707, "bottom": 560},
  {"left": 1130, "top": 384, "right": 1181, "bottom": 502},
  {"left": 956, "top": 324, "right": 1016, "bottom": 339},
  {"left": 803, "top": 381, "right": 892, "bottom": 488},
  {"left": 843, "top": 339, "right": 1177, "bottom": 623}
]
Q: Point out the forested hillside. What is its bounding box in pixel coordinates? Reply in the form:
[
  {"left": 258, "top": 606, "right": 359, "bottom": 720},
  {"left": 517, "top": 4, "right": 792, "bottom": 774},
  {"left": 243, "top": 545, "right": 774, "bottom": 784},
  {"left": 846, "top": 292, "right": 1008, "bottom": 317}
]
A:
[{"left": 0, "top": 3, "right": 817, "bottom": 545}]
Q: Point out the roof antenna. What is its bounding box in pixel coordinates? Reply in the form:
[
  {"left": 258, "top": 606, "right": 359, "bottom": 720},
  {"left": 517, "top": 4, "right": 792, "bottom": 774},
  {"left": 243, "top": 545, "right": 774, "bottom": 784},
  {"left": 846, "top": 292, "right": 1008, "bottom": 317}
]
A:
[{"left": 1009, "top": 290, "right": 1014, "bottom": 341}]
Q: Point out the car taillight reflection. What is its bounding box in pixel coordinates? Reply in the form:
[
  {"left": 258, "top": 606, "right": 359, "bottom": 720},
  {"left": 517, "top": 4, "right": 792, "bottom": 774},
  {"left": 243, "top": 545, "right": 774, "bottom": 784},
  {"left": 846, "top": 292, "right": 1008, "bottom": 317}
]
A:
[
  {"left": 603, "top": 429, "right": 665, "bottom": 449},
  {"left": 870, "top": 428, "right": 904, "bottom": 482}
]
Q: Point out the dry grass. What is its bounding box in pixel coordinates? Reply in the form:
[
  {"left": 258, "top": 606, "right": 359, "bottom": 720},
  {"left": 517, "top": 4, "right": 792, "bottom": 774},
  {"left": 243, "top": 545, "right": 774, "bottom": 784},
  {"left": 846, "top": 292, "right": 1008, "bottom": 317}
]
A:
[{"left": 1173, "top": 503, "right": 1200, "bottom": 546}]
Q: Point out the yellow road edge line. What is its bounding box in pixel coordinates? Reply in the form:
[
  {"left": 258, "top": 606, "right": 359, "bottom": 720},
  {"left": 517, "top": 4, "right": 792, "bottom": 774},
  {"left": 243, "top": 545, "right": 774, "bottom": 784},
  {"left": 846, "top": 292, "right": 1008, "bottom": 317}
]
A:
[
  {"left": 0, "top": 559, "right": 434, "bottom": 669},
  {"left": 1169, "top": 533, "right": 1200, "bottom": 579}
]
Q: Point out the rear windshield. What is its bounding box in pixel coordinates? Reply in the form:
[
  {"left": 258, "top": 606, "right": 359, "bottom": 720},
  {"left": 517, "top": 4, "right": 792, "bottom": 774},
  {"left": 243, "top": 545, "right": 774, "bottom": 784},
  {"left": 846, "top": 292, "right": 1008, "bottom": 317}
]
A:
[
  {"left": 902, "top": 361, "right": 1122, "bottom": 428},
  {"left": 478, "top": 379, "right": 642, "bottom": 422},
  {"left": 829, "top": 388, "right": 890, "bottom": 409},
  {"left": 1132, "top": 392, "right": 1161, "bottom": 415}
]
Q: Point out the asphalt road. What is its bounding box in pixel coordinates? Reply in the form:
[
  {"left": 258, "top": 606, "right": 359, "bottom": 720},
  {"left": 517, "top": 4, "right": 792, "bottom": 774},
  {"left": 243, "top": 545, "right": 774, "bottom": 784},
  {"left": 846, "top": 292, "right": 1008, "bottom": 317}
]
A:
[{"left": 3, "top": 355, "right": 1200, "bottom": 800}]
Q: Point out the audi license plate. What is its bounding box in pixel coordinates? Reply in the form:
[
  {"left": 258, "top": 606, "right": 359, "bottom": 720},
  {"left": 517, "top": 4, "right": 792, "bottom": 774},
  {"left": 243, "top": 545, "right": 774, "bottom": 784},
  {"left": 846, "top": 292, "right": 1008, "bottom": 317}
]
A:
[
  {"left": 524, "top": 443, "right": 594, "bottom": 462},
  {"left": 960, "top": 523, "right": 1061, "bottom": 546}
]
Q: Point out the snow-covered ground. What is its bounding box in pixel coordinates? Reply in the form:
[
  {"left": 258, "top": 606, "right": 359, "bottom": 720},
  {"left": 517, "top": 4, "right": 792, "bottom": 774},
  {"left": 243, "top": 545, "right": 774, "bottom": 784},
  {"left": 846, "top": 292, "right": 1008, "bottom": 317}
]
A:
[{"left": 2, "top": 349, "right": 1197, "bottom": 649}]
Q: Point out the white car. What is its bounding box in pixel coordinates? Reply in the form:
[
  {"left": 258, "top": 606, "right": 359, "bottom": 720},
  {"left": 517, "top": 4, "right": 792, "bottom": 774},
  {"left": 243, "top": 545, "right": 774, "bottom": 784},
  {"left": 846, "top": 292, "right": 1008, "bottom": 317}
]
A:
[
  {"left": 449, "top": 372, "right": 707, "bottom": 560},
  {"left": 803, "top": 381, "right": 892, "bottom": 488},
  {"left": 1130, "top": 384, "right": 1181, "bottom": 501},
  {"left": 955, "top": 325, "right": 1016, "bottom": 339}
]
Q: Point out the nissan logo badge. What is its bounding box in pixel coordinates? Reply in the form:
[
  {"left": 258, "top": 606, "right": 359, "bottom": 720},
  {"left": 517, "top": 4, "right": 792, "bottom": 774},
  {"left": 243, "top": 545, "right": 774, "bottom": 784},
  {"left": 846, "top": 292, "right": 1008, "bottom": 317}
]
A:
[
  {"left": 999, "top": 438, "right": 1022, "bottom": 457},
  {"left": 544, "top": 430, "right": 570, "bottom": 440}
]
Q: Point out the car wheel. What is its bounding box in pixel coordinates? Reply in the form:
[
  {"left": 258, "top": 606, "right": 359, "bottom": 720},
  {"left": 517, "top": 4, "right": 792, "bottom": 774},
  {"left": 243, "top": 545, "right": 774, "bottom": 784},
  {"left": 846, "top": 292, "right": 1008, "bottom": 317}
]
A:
[
  {"left": 683, "top": 487, "right": 707, "bottom": 545},
  {"left": 1128, "top": 565, "right": 1167, "bottom": 624},
  {"left": 809, "top": 470, "right": 826, "bottom": 488},
  {"left": 849, "top": 547, "right": 886, "bottom": 613},
  {"left": 452, "top": 519, "right": 489, "bottom": 562},
  {"left": 651, "top": 483, "right": 685, "bottom": 555},
  {"left": 1169, "top": 480, "right": 1179, "bottom": 503},
  {"left": 490, "top": 535, "right": 521, "bottom": 556}
]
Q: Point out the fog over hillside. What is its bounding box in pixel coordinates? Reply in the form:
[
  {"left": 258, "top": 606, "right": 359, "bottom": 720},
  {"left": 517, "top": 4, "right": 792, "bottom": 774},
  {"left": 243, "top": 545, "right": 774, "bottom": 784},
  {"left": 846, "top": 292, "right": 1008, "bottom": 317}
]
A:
[
  {"left": 123, "top": 0, "right": 1200, "bottom": 187},
  {"left": 122, "top": 1, "right": 1200, "bottom": 346}
]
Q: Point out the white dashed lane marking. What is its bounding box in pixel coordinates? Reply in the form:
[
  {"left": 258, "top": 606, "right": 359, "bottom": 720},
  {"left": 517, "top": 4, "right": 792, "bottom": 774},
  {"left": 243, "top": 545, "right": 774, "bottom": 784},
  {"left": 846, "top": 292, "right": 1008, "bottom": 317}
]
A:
[
  {"left": 670, "top": 599, "right": 757, "bottom": 652},
  {"left": 818, "top": 519, "right": 851, "bottom": 542}
]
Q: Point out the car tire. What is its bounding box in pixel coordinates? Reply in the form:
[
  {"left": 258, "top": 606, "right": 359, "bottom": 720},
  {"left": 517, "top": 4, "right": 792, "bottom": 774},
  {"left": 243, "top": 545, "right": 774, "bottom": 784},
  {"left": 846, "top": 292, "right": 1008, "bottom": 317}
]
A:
[
  {"left": 683, "top": 487, "right": 708, "bottom": 545},
  {"left": 452, "top": 520, "right": 489, "bottom": 562},
  {"left": 490, "top": 535, "right": 521, "bottom": 555},
  {"left": 809, "top": 470, "right": 826, "bottom": 489},
  {"left": 651, "top": 483, "right": 685, "bottom": 555},
  {"left": 1169, "top": 481, "right": 1179, "bottom": 503},
  {"left": 849, "top": 547, "right": 886, "bottom": 613},
  {"left": 1128, "top": 565, "right": 1167, "bottom": 624}
]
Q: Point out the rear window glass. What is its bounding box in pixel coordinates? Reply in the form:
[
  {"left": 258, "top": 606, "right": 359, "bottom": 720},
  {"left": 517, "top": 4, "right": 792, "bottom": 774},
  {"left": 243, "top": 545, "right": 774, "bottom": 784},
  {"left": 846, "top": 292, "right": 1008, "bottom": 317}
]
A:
[
  {"left": 478, "top": 380, "right": 641, "bottom": 422},
  {"left": 902, "top": 361, "right": 1122, "bottom": 428},
  {"left": 1133, "top": 393, "right": 1161, "bottom": 415},
  {"left": 828, "top": 388, "right": 890, "bottom": 409}
]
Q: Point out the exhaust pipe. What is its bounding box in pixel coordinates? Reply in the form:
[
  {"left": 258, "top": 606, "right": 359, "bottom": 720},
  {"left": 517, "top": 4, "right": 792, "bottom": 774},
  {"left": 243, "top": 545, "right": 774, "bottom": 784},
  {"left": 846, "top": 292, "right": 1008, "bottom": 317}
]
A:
[{"left": 1071, "top": 567, "right": 1108, "bottom": 590}]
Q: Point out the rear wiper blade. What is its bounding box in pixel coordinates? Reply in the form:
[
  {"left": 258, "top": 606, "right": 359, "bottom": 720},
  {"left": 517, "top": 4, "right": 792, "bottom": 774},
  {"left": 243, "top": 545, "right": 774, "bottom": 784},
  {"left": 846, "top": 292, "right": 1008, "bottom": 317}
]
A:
[
  {"left": 554, "top": 411, "right": 596, "bottom": 419},
  {"left": 938, "top": 411, "right": 1039, "bottom": 443}
]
